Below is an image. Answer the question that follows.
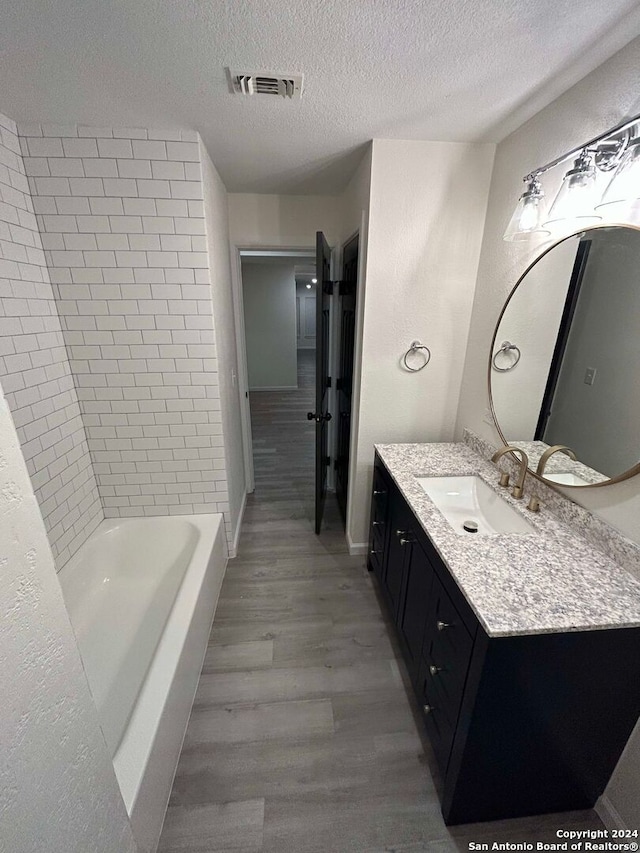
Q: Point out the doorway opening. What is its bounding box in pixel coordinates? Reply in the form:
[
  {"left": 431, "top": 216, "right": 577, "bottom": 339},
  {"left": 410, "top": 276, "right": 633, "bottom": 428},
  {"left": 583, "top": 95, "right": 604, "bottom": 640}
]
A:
[
  {"left": 232, "top": 235, "right": 360, "bottom": 536},
  {"left": 239, "top": 251, "right": 316, "bottom": 515}
]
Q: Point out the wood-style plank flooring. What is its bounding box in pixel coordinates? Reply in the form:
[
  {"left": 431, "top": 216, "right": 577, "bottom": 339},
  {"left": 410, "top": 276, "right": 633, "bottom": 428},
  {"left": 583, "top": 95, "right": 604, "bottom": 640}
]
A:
[{"left": 158, "top": 349, "right": 603, "bottom": 852}]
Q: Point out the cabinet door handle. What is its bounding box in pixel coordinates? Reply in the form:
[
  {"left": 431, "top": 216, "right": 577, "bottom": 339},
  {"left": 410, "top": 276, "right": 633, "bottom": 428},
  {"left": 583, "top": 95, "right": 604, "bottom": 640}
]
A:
[
  {"left": 429, "top": 664, "right": 442, "bottom": 676},
  {"left": 423, "top": 704, "right": 434, "bottom": 715},
  {"left": 372, "top": 521, "right": 383, "bottom": 527},
  {"left": 436, "top": 620, "right": 451, "bottom": 631},
  {"left": 370, "top": 549, "right": 380, "bottom": 556},
  {"left": 399, "top": 537, "right": 413, "bottom": 546},
  {"left": 374, "top": 490, "right": 386, "bottom": 496},
  {"left": 396, "top": 529, "right": 406, "bottom": 537}
]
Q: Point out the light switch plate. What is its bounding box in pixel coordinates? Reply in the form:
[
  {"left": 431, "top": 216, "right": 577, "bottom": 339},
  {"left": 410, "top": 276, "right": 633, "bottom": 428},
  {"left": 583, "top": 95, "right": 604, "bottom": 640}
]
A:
[{"left": 584, "top": 366, "right": 596, "bottom": 386}]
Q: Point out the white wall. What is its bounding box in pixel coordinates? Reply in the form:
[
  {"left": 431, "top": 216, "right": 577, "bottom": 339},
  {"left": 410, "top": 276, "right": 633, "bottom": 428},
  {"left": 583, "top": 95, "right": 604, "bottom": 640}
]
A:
[
  {"left": 296, "top": 281, "right": 316, "bottom": 349},
  {"left": 0, "top": 377, "right": 136, "bottom": 853},
  {"left": 348, "top": 138, "right": 495, "bottom": 547},
  {"left": 242, "top": 262, "right": 298, "bottom": 390},
  {"left": 200, "top": 141, "right": 246, "bottom": 554},
  {"left": 453, "top": 36, "right": 640, "bottom": 829},
  {"left": 228, "top": 193, "right": 343, "bottom": 248},
  {"left": 0, "top": 112, "right": 102, "bottom": 569},
  {"left": 338, "top": 147, "right": 372, "bottom": 550}
]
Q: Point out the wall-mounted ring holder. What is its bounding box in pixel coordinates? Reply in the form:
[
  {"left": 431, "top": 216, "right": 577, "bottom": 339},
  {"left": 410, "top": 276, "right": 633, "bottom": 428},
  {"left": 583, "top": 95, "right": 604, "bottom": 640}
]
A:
[
  {"left": 492, "top": 340, "right": 521, "bottom": 372},
  {"left": 402, "top": 340, "right": 431, "bottom": 372}
]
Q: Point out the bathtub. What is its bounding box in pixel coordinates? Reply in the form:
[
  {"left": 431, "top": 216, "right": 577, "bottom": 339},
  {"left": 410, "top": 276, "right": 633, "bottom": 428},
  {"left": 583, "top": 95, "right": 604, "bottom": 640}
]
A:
[{"left": 58, "top": 513, "right": 227, "bottom": 853}]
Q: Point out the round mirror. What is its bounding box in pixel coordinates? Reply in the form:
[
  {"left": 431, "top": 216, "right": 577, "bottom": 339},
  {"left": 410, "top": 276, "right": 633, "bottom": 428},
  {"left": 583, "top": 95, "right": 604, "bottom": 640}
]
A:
[{"left": 489, "top": 225, "right": 640, "bottom": 488}]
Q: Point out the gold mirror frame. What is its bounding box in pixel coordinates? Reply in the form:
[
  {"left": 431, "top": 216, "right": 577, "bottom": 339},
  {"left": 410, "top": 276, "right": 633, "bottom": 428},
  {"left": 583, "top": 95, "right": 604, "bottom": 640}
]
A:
[{"left": 487, "top": 223, "right": 640, "bottom": 489}]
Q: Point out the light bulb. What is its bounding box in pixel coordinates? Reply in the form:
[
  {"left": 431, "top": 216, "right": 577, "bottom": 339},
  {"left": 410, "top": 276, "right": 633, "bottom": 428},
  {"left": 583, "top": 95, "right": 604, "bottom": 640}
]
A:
[
  {"left": 503, "top": 175, "right": 550, "bottom": 241},
  {"left": 311, "top": 278, "right": 317, "bottom": 284},
  {"left": 306, "top": 283, "right": 312, "bottom": 289},
  {"left": 545, "top": 152, "right": 601, "bottom": 226}
]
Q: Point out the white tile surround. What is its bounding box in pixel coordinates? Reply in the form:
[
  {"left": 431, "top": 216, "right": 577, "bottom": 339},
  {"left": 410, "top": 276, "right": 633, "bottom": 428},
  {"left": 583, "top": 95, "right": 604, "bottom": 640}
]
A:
[
  {"left": 0, "top": 115, "right": 234, "bottom": 564},
  {"left": 21, "top": 122, "right": 232, "bottom": 545},
  {"left": 0, "top": 113, "right": 102, "bottom": 568}
]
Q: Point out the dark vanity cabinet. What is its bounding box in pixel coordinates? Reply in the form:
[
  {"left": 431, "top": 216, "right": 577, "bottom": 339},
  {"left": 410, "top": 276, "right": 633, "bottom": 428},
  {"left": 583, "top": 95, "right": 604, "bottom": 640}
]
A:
[{"left": 367, "top": 452, "right": 640, "bottom": 825}]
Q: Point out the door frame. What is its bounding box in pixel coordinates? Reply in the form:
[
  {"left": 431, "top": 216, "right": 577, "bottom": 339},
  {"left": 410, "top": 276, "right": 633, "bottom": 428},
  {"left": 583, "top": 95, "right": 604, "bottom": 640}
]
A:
[
  {"left": 229, "top": 243, "right": 316, "bottom": 494},
  {"left": 343, "top": 211, "right": 369, "bottom": 552}
]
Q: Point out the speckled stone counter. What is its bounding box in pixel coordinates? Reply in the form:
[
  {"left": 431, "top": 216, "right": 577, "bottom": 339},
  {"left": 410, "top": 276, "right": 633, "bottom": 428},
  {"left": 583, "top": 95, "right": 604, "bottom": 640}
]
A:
[
  {"left": 374, "top": 442, "right": 640, "bottom": 637},
  {"left": 509, "top": 439, "right": 608, "bottom": 485}
]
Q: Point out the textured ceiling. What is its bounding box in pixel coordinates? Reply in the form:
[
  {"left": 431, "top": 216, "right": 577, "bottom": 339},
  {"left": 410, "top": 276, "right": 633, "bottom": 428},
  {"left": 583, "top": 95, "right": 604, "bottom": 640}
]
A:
[{"left": 1, "top": 0, "right": 640, "bottom": 193}]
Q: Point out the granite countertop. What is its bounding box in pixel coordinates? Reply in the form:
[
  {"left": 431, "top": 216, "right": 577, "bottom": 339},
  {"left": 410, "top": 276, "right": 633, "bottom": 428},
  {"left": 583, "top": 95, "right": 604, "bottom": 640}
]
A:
[
  {"left": 375, "top": 442, "right": 640, "bottom": 638},
  {"left": 510, "top": 439, "right": 608, "bottom": 485}
]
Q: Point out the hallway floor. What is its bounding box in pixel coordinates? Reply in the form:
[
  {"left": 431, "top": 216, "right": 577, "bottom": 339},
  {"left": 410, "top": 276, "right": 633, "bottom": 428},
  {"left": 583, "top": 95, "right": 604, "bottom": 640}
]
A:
[{"left": 158, "top": 349, "right": 603, "bottom": 852}]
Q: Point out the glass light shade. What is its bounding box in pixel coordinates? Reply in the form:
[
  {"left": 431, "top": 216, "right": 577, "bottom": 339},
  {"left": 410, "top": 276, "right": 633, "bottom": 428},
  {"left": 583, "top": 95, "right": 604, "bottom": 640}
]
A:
[
  {"left": 545, "top": 154, "right": 602, "bottom": 226},
  {"left": 595, "top": 137, "right": 640, "bottom": 221},
  {"left": 503, "top": 177, "right": 549, "bottom": 241}
]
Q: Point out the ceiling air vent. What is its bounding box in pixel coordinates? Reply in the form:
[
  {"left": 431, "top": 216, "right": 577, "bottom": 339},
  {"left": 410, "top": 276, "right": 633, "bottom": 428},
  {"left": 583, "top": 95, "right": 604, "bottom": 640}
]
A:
[{"left": 226, "top": 68, "right": 303, "bottom": 100}]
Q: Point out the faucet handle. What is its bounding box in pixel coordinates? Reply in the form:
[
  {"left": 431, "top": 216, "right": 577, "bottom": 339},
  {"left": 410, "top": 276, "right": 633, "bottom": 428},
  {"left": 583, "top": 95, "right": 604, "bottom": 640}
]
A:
[
  {"left": 512, "top": 484, "right": 524, "bottom": 499},
  {"left": 527, "top": 495, "right": 540, "bottom": 512}
]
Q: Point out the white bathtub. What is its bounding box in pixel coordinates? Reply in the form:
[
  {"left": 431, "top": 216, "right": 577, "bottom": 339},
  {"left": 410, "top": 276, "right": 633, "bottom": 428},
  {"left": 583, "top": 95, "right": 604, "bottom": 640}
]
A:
[{"left": 58, "top": 513, "right": 227, "bottom": 853}]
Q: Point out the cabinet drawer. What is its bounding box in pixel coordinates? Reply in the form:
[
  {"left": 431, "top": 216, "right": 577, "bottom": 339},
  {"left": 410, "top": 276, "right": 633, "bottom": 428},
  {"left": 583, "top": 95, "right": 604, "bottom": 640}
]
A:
[
  {"left": 416, "top": 658, "right": 455, "bottom": 774},
  {"left": 422, "top": 575, "right": 473, "bottom": 728}
]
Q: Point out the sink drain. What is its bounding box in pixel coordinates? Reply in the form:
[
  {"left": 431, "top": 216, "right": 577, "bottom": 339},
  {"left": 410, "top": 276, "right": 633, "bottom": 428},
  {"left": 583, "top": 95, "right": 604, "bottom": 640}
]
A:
[{"left": 462, "top": 519, "right": 479, "bottom": 533}]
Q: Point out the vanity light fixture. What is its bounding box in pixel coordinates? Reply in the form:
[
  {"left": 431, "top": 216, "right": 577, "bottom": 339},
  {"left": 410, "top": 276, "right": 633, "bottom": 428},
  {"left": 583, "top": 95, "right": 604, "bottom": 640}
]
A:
[
  {"left": 503, "top": 112, "right": 640, "bottom": 240},
  {"left": 503, "top": 175, "right": 549, "bottom": 241},
  {"left": 305, "top": 283, "right": 312, "bottom": 289},
  {"left": 595, "top": 135, "right": 640, "bottom": 219},
  {"left": 544, "top": 151, "right": 601, "bottom": 227},
  {"left": 311, "top": 277, "right": 318, "bottom": 283}
]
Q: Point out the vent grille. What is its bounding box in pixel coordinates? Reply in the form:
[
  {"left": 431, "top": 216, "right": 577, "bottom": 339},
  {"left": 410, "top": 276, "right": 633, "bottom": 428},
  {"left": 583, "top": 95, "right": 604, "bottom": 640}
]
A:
[{"left": 227, "top": 69, "right": 303, "bottom": 100}]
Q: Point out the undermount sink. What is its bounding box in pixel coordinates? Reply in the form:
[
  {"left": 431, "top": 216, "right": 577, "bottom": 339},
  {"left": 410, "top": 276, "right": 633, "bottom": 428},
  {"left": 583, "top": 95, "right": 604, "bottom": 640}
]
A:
[
  {"left": 416, "top": 475, "right": 535, "bottom": 536},
  {"left": 543, "top": 471, "right": 591, "bottom": 486}
]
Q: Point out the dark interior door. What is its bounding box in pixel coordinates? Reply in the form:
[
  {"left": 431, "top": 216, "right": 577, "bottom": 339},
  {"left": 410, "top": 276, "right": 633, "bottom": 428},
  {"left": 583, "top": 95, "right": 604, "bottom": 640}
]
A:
[
  {"left": 309, "top": 231, "right": 332, "bottom": 534},
  {"left": 335, "top": 234, "right": 358, "bottom": 527},
  {"left": 534, "top": 238, "right": 591, "bottom": 440}
]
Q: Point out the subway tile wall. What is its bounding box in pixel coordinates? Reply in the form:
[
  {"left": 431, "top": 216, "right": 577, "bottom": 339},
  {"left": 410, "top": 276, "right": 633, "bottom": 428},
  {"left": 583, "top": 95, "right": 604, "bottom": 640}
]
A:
[
  {"left": 21, "top": 123, "right": 231, "bottom": 546},
  {"left": 0, "top": 113, "right": 103, "bottom": 568}
]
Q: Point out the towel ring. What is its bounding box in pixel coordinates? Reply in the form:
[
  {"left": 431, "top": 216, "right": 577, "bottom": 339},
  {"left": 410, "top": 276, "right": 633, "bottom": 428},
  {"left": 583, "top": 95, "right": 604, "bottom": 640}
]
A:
[
  {"left": 492, "top": 341, "right": 521, "bottom": 372},
  {"left": 403, "top": 340, "right": 431, "bottom": 372}
]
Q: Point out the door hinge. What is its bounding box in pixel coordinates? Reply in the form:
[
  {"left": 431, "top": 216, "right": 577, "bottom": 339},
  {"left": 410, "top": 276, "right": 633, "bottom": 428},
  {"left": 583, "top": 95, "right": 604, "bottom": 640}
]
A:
[
  {"left": 325, "top": 455, "right": 331, "bottom": 467},
  {"left": 327, "top": 376, "right": 331, "bottom": 388}
]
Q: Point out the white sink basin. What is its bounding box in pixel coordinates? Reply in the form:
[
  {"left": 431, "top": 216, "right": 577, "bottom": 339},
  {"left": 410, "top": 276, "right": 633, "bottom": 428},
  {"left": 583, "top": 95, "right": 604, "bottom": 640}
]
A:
[
  {"left": 543, "top": 471, "right": 590, "bottom": 486},
  {"left": 416, "top": 476, "right": 535, "bottom": 536}
]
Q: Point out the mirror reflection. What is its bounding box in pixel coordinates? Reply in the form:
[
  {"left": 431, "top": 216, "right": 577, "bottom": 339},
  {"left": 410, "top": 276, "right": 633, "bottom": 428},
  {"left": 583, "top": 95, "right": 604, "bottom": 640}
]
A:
[{"left": 490, "top": 225, "right": 640, "bottom": 486}]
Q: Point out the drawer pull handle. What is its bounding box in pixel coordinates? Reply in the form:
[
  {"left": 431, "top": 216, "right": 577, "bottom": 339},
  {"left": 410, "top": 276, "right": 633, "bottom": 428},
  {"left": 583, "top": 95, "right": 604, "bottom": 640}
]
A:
[
  {"left": 374, "top": 490, "right": 386, "bottom": 496},
  {"left": 372, "top": 520, "right": 383, "bottom": 527},
  {"left": 399, "top": 537, "right": 413, "bottom": 546},
  {"left": 396, "top": 529, "right": 406, "bottom": 536},
  {"left": 370, "top": 549, "right": 380, "bottom": 556},
  {"left": 436, "top": 620, "right": 451, "bottom": 632},
  {"left": 429, "top": 664, "right": 442, "bottom": 676},
  {"left": 423, "top": 704, "right": 434, "bottom": 715}
]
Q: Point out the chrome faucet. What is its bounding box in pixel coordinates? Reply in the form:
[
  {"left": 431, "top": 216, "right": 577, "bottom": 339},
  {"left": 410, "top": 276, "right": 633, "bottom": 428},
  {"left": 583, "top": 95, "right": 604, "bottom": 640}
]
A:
[
  {"left": 536, "top": 444, "right": 577, "bottom": 477},
  {"left": 491, "top": 445, "right": 529, "bottom": 499}
]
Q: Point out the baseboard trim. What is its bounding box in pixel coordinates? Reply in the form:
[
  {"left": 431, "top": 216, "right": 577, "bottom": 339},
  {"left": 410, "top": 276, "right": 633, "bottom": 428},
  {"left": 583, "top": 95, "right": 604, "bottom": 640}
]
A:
[
  {"left": 595, "top": 794, "right": 628, "bottom": 831},
  {"left": 249, "top": 385, "right": 298, "bottom": 391},
  {"left": 346, "top": 532, "right": 367, "bottom": 556},
  {"left": 228, "top": 491, "right": 247, "bottom": 558}
]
